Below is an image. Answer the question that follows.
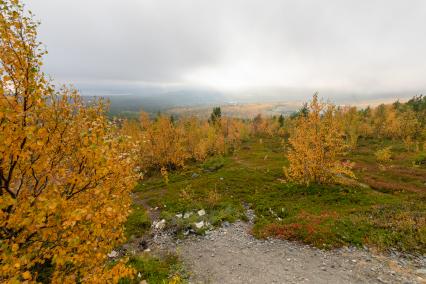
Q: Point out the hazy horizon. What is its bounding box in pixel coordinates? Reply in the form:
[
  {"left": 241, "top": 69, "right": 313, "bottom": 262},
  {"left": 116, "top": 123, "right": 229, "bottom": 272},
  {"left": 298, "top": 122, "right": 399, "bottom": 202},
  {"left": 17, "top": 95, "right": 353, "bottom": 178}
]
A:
[{"left": 25, "top": 0, "right": 426, "bottom": 104}]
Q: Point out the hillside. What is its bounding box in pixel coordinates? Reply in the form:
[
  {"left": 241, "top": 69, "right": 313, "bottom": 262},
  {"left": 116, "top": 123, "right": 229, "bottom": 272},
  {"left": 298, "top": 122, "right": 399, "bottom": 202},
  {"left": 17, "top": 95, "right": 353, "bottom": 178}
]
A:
[
  {"left": 2, "top": 1, "right": 426, "bottom": 283},
  {"left": 122, "top": 135, "right": 426, "bottom": 283}
]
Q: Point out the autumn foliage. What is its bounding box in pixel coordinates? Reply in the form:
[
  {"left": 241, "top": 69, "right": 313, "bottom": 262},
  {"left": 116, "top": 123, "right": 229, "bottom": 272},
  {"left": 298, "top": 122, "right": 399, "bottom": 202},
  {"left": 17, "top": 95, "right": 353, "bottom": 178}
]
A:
[
  {"left": 1, "top": 1, "right": 137, "bottom": 282},
  {"left": 251, "top": 114, "right": 283, "bottom": 137},
  {"left": 1, "top": 0, "right": 425, "bottom": 282},
  {"left": 122, "top": 112, "right": 249, "bottom": 175},
  {"left": 282, "top": 91, "right": 426, "bottom": 186},
  {"left": 328, "top": 96, "right": 426, "bottom": 154},
  {"left": 284, "top": 94, "right": 354, "bottom": 185}
]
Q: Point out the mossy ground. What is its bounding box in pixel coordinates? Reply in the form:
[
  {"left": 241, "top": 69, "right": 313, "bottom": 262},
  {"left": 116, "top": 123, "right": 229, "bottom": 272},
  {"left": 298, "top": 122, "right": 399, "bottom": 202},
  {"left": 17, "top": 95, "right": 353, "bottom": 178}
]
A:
[
  {"left": 124, "top": 204, "right": 151, "bottom": 240},
  {"left": 130, "top": 136, "right": 426, "bottom": 255},
  {"left": 118, "top": 253, "right": 185, "bottom": 284}
]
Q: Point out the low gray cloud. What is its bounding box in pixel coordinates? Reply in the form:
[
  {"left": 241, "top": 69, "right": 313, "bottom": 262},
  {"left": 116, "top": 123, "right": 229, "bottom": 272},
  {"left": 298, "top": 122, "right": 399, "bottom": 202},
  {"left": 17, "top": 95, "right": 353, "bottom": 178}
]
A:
[{"left": 26, "top": 0, "right": 426, "bottom": 96}]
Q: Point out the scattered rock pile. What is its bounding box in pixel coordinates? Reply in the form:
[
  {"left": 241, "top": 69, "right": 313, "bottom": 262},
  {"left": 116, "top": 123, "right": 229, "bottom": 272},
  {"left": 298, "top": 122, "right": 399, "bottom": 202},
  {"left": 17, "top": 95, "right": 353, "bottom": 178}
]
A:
[{"left": 119, "top": 204, "right": 425, "bottom": 284}]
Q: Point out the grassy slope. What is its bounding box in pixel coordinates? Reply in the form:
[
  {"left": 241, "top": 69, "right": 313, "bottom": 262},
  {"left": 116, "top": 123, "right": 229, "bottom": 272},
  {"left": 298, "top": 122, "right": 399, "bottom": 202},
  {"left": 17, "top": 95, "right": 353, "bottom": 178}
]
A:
[{"left": 131, "top": 136, "right": 426, "bottom": 254}]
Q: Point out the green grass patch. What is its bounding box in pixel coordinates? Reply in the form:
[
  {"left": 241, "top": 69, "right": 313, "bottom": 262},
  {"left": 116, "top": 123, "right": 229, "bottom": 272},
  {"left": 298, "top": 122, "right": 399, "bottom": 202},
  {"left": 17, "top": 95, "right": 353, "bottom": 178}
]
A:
[
  {"left": 125, "top": 205, "right": 151, "bottom": 240},
  {"left": 133, "top": 136, "right": 426, "bottom": 253},
  {"left": 414, "top": 152, "right": 426, "bottom": 165},
  {"left": 201, "top": 155, "right": 225, "bottom": 172},
  {"left": 119, "top": 253, "right": 185, "bottom": 284}
]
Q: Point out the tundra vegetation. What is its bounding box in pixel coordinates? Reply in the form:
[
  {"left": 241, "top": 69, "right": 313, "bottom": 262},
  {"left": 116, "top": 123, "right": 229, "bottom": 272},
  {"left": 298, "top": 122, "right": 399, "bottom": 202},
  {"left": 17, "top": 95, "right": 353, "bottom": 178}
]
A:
[{"left": 1, "top": 1, "right": 426, "bottom": 283}]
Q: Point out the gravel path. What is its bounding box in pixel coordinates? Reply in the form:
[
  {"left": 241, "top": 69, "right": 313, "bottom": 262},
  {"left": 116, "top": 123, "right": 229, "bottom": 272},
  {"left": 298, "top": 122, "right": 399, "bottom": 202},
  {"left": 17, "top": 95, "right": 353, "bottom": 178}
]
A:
[
  {"left": 175, "top": 221, "right": 425, "bottom": 284},
  {"left": 147, "top": 207, "right": 426, "bottom": 284}
]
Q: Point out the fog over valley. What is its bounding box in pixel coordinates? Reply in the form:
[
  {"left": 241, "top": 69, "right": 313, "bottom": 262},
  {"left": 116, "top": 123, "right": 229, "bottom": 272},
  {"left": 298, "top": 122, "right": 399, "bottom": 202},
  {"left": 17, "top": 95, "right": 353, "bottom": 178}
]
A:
[{"left": 25, "top": 0, "right": 426, "bottom": 112}]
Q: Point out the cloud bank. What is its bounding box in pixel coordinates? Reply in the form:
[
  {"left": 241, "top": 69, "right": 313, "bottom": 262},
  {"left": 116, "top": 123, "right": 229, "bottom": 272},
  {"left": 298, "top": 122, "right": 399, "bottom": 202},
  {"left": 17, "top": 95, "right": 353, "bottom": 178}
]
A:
[{"left": 26, "top": 0, "right": 426, "bottom": 97}]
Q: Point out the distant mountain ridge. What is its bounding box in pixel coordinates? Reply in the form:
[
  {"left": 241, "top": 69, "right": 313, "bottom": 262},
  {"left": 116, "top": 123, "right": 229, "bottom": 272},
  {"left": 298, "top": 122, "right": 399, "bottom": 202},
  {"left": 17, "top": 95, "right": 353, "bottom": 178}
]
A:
[{"left": 76, "top": 82, "right": 422, "bottom": 116}]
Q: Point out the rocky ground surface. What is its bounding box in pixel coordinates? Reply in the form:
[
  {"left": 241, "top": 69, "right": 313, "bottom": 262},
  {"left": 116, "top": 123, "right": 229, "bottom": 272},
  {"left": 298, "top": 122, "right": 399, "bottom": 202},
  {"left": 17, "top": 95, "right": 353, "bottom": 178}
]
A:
[
  {"left": 172, "top": 221, "right": 425, "bottom": 284},
  {"left": 125, "top": 207, "right": 426, "bottom": 284}
]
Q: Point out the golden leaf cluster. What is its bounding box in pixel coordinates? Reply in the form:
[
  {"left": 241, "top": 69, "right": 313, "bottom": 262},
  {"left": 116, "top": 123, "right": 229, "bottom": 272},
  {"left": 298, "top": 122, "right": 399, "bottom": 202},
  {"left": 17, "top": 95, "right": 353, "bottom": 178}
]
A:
[
  {"left": 284, "top": 94, "right": 354, "bottom": 185},
  {"left": 122, "top": 113, "right": 249, "bottom": 174},
  {"left": 375, "top": 147, "right": 392, "bottom": 164},
  {"left": 336, "top": 104, "right": 424, "bottom": 151},
  {"left": 1, "top": 1, "right": 138, "bottom": 282}
]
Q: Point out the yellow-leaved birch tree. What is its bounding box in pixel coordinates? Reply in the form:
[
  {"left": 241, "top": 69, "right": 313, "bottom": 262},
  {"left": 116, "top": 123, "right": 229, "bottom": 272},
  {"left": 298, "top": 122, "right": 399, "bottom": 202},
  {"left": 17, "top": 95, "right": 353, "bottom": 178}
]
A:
[
  {"left": 284, "top": 94, "right": 354, "bottom": 185},
  {"left": 1, "top": 1, "right": 138, "bottom": 282}
]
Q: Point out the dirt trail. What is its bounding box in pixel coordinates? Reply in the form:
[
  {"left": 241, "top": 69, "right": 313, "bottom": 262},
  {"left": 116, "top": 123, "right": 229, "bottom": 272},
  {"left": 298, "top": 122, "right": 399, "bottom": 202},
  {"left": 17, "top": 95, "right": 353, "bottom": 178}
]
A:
[
  {"left": 175, "top": 221, "right": 424, "bottom": 284},
  {"left": 149, "top": 209, "right": 426, "bottom": 284}
]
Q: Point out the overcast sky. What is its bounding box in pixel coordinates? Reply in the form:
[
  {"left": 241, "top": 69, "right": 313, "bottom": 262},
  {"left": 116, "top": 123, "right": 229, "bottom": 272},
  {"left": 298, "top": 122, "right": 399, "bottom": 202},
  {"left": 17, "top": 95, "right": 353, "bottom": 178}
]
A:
[{"left": 25, "top": 0, "right": 426, "bottom": 97}]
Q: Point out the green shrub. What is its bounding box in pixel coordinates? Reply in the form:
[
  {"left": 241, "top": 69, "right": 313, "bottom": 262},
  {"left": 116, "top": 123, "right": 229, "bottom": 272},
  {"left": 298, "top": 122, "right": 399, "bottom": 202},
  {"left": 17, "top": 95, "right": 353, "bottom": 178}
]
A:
[{"left": 202, "top": 156, "right": 225, "bottom": 172}]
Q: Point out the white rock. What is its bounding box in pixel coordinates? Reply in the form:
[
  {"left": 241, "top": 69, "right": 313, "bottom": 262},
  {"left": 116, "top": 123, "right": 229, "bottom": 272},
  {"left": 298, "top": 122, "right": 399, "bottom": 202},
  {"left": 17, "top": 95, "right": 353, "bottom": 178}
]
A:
[
  {"left": 197, "top": 209, "right": 206, "bottom": 216},
  {"left": 175, "top": 213, "right": 183, "bottom": 218},
  {"left": 154, "top": 219, "right": 166, "bottom": 230},
  {"left": 144, "top": 248, "right": 151, "bottom": 252},
  {"left": 195, "top": 221, "right": 204, "bottom": 229},
  {"left": 107, "top": 250, "right": 118, "bottom": 258},
  {"left": 138, "top": 272, "right": 142, "bottom": 278}
]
